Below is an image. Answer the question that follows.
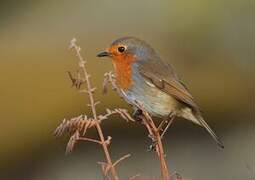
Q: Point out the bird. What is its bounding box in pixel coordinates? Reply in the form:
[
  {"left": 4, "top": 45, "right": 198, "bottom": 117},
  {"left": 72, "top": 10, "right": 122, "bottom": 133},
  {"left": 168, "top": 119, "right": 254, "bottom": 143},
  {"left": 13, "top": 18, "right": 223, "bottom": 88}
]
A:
[{"left": 97, "top": 37, "right": 224, "bottom": 148}]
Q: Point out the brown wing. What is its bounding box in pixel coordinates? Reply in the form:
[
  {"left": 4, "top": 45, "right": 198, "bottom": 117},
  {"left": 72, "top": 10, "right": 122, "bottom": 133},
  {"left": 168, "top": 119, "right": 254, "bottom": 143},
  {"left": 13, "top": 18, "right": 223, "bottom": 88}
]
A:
[{"left": 138, "top": 57, "right": 199, "bottom": 111}]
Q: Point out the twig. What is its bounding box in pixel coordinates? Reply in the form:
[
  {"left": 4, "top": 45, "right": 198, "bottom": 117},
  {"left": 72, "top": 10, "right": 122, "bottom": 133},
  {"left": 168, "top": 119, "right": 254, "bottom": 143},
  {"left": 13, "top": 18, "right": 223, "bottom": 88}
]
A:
[
  {"left": 54, "top": 108, "right": 134, "bottom": 139},
  {"left": 65, "top": 131, "right": 79, "bottom": 155},
  {"left": 98, "top": 162, "right": 111, "bottom": 180},
  {"left": 113, "top": 154, "right": 131, "bottom": 168},
  {"left": 78, "top": 137, "right": 102, "bottom": 145},
  {"left": 129, "top": 174, "right": 141, "bottom": 180},
  {"left": 103, "top": 71, "right": 120, "bottom": 94},
  {"left": 101, "top": 154, "right": 131, "bottom": 178},
  {"left": 68, "top": 38, "right": 119, "bottom": 180},
  {"left": 135, "top": 101, "right": 171, "bottom": 180}
]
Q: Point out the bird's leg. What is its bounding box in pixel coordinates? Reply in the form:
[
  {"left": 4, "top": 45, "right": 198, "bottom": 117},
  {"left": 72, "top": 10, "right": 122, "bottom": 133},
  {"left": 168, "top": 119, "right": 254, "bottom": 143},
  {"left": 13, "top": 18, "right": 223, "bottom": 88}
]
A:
[
  {"left": 133, "top": 108, "right": 157, "bottom": 151},
  {"left": 157, "top": 113, "right": 173, "bottom": 133},
  {"left": 148, "top": 116, "right": 173, "bottom": 151},
  {"left": 147, "top": 113, "right": 175, "bottom": 151},
  {"left": 132, "top": 108, "right": 144, "bottom": 123},
  {"left": 157, "top": 118, "right": 168, "bottom": 132},
  {"left": 160, "top": 113, "right": 175, "bottom": 139}
]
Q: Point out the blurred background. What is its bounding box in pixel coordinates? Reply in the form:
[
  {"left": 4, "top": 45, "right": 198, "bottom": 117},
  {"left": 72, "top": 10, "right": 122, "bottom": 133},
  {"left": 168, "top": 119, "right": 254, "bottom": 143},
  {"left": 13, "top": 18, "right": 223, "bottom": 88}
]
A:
[{"left": 0, "top": 0, "right": 255, "bottom": 179}]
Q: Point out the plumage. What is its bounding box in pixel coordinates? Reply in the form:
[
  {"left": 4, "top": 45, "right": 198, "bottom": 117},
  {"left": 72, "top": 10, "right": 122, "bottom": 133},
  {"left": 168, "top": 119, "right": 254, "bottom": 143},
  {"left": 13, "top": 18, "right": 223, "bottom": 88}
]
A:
[{"left": 98, "top": 37, "right": 224, "bottom": 148}]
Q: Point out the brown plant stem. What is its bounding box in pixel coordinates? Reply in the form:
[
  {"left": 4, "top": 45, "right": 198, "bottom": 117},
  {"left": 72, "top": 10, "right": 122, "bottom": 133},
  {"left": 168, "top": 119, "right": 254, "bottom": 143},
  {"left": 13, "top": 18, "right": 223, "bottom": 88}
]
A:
[
  {"left": 135, "top": 102, "right": 171, "bottom": 180},
  {"left": 69, "top": 38, "right": 119, "bottom": 180}
]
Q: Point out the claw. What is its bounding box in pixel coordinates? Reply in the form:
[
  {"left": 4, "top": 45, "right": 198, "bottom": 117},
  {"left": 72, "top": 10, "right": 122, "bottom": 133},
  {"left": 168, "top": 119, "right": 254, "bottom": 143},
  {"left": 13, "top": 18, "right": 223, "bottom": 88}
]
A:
[{"left": 133, "top": 109, "right": 143, "bottom": 123}]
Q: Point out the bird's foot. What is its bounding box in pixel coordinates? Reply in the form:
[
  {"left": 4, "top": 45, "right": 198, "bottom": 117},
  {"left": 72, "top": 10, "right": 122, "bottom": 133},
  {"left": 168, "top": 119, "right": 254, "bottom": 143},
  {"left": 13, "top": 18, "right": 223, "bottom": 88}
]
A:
[{"left": 133, "top": 109, "right": 144, "bottom": 123}]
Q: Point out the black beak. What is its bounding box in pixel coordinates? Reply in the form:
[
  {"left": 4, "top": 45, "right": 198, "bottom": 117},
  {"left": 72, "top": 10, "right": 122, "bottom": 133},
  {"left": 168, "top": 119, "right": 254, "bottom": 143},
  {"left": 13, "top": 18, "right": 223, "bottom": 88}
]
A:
[{"left": 97, "top": 51, "right": 109, "bottom": 57}]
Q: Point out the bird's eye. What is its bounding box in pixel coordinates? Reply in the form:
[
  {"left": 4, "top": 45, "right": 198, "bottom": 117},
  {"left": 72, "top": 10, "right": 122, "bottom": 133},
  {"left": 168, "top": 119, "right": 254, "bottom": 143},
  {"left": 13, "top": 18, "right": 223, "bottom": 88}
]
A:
[{"left": 117, "top": 46, "right": 126, "bottom": 53}]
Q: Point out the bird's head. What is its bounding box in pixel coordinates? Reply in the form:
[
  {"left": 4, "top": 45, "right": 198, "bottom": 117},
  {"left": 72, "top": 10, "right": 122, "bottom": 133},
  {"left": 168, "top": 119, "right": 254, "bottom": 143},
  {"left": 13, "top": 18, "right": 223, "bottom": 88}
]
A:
[
  {"left": 97, "top": 37, "right": 157, "bottom": 89},
  {"left": 97, "top": 37, "right": 157, "bottom": 63}
]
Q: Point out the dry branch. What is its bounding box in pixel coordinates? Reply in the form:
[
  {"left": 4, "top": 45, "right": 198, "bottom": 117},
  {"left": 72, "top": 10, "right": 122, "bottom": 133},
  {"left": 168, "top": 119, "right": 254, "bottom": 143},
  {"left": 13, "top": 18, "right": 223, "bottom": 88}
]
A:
[
  {"left": 69, "top": 38, "right": 118, "bottom": 179},
  {"left": 55, "top": 38, "right": 135, "bottom": 180}
]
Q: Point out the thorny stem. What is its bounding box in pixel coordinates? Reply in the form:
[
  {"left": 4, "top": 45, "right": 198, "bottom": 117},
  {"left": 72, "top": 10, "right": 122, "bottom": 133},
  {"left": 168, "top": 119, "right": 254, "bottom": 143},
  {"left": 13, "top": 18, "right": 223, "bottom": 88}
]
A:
[{"left": 69, "top": 38, "right": 119, "bottom": 180}]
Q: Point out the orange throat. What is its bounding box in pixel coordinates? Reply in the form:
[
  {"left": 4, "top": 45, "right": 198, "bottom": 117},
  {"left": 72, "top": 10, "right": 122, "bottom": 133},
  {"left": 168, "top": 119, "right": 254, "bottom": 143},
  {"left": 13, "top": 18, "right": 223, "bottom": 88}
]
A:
[{"left": 112, "top": 59, "right": 133, "bottom": 90}]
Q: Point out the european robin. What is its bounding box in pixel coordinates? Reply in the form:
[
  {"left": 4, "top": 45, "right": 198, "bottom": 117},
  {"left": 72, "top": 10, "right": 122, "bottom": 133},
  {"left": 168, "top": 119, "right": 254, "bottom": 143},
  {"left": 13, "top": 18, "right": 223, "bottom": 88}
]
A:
[{"left": 97, "top": 37, "right": 224, "bottom": 148}]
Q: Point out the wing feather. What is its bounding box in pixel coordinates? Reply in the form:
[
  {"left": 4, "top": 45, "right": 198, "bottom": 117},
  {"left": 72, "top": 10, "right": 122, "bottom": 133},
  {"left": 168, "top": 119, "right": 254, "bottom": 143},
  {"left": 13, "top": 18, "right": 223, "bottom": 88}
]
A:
[{"left": 138, "top": 58, "right": 199, "bottom": 111}]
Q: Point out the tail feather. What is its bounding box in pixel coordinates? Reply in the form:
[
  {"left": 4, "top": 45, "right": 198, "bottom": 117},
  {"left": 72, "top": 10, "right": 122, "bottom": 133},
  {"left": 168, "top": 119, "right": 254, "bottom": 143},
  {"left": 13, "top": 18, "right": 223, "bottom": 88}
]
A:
[
  {"left": 180, "top": 107, "right": 224, "bottom": 148},
  {"left": 194, "top": 112, "right": 224, "bottom": 148}
]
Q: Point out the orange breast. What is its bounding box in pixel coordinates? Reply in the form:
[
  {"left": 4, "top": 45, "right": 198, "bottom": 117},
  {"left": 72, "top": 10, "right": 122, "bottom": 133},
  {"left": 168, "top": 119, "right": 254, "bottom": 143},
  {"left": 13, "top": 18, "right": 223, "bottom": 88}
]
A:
[{"left": 112, "top": 54, "right": 134, "bottom": 90}]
